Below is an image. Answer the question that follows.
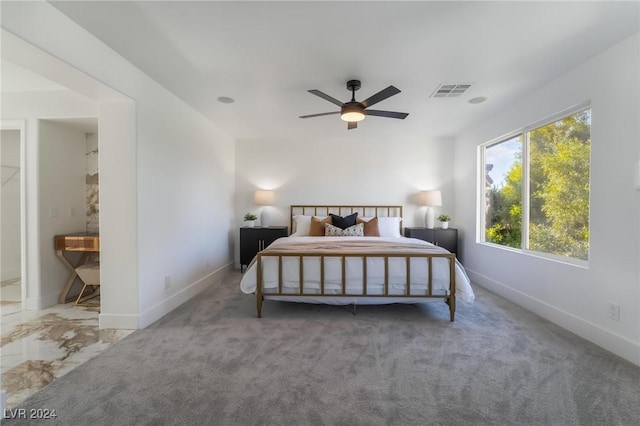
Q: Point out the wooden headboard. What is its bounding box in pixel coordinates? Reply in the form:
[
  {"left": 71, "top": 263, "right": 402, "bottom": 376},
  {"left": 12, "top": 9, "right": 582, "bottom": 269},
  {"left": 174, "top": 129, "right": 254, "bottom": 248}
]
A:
[{"left": 290, "top": 205, "right": 403, "bottom": 234}]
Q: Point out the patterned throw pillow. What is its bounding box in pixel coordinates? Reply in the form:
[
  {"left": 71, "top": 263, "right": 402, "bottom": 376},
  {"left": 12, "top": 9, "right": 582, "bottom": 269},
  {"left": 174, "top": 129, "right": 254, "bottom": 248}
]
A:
[{"left": 325, "top": 222, "right": 364, "bottom": 237}]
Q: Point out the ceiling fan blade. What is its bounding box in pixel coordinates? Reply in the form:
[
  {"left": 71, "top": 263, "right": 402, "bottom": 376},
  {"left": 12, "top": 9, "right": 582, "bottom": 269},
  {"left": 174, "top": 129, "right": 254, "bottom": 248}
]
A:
[
  {"left": 361, "top": 86, "right": 401, "bottom": 108},
  {"left": 347, "top": 121, "right": 357, "bottom": 130},
  {"left": 299, "top": 111, "right": 340, "bottom": 119},
  {"left": 308, "top": 90, "right": 344, "bottom": 107},
  {"left": 365, "top": 109, "right": 409, "bottom": 120}
]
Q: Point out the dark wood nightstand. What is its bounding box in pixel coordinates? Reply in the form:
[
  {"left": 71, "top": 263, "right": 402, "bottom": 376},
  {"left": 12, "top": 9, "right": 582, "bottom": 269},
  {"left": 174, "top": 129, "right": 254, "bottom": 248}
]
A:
[
  {"left": 404, "top": 227, "right": 458, "bottom": 256},
  {"left": 240, "top": 226, "right": 288, "bottom": 272}
]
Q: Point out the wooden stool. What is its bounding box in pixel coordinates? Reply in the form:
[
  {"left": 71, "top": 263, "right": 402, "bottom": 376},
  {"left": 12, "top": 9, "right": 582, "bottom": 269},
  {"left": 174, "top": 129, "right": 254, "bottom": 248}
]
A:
[{"left": 75, "top": 262, "right": 100, "bottom": 307}]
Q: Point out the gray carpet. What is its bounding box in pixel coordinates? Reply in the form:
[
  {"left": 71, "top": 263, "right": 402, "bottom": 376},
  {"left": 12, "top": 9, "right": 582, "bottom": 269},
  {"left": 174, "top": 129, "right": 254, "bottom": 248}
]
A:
[{"left": 6, "top": 271, "right": 639, "bottom": 426}]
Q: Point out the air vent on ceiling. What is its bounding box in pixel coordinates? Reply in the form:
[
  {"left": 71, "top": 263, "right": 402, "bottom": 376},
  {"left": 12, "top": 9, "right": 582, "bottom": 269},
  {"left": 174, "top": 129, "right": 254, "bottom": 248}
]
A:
[{"left": 431, "top": 83, "right": 472, "bottom": 98}]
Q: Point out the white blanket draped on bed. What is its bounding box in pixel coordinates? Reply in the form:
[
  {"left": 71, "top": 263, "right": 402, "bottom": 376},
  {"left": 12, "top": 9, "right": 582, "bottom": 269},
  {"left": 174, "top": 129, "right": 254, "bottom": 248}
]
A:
[{"left": 240, "top": 236, "right": 475, "bottom": 303}]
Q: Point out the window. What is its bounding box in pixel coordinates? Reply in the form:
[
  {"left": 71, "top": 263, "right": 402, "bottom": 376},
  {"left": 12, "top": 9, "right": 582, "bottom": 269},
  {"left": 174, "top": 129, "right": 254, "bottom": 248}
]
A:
[{"left": 481, "top": 107, "right": 591, "bottom": 262}]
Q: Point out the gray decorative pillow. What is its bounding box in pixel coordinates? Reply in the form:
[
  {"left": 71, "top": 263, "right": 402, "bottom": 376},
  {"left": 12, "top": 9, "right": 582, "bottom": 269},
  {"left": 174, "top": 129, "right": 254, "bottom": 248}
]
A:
[{"left": 325, "top": 222, "right": 364, "bottom": 237}]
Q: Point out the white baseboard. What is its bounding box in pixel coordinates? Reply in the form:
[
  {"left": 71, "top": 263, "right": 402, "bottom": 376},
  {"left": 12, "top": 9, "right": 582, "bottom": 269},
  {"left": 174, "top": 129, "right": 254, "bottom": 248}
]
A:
[
  {"left": 138, "top": 262, "right": 234, "bottom": 328},
  {"left": 25, "top": 292, "right": 59, "bottom": 311},
  {"left": 466, "top": 268, "right": 640, "bottom": 366},
  {"left": 98, "top": 312, "right": 140, "bottom": 330},
  {"left": 99, "top": 262, "right": 233, "bottom": 330}
]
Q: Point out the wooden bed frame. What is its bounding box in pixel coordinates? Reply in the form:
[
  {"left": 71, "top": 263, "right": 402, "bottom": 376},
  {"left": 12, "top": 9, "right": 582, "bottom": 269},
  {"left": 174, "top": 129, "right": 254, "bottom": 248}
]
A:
[{"left": 254, "top": 205, "right": 457, "bottom": 321}]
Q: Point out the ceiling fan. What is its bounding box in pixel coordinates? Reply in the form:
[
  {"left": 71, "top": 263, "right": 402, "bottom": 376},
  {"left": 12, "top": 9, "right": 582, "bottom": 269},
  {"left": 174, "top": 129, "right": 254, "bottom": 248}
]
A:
[{"left": 299, "top": 80, "right": 409, "bottom": 130}]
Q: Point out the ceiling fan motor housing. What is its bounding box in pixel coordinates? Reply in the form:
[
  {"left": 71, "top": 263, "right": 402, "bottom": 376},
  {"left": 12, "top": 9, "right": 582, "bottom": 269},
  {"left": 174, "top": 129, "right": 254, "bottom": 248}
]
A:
[{"left": 340, "top": 102, "right": 364, "bottom": 114}]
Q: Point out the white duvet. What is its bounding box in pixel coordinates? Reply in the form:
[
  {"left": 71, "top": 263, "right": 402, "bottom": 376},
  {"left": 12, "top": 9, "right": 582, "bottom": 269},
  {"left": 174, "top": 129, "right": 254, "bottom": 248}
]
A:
[{"left": 240, "top": 236, "right": 475, "bottom": 303}]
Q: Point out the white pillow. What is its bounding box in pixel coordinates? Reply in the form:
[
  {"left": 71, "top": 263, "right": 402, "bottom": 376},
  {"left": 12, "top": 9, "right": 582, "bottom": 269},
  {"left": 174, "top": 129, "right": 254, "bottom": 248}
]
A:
[
  {"left": 291, "top": 215, "right": 312, "bottom": 236},
  {"left": 291, "top": 215, "right": 330, "bottom": 236},
  {"left": 363, "top": 216, "right": 402, "bottom": 237}
]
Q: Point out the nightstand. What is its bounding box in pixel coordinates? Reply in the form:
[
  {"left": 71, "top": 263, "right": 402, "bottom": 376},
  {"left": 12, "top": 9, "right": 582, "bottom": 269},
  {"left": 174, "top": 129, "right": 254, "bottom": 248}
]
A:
[
  {"left": 404, "top": 227, "right": 458, "bottom": 256},
  {"left": 240, "top": 226, "right": 288, "bottom": 272}
]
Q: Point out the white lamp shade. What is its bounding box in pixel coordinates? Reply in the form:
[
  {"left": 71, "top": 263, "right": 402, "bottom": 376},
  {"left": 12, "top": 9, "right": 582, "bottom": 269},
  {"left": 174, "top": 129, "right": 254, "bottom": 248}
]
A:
[
  {"left": 419, "top": 190, "right": 442, "bottom": 207},
  {"left": 254, "top": 190, "right": 275, "bottom": 205}
]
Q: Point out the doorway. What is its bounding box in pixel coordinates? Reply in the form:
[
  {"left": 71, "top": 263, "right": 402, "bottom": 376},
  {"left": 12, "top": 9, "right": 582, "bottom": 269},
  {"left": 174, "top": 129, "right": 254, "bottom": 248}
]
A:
[
  {"left": 2, "top": 30, "right": 138, "bottom": 329},
  {"left": 0, "top": 123, "right": 26, "bottom": 313}
]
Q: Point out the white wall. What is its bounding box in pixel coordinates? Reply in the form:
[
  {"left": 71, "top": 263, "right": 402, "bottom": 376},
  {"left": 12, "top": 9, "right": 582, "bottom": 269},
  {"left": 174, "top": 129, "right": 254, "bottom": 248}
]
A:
[
  {"left": 37, "top": 120, "right": 87, "bottom": 307},
  {"left": 1, "top": 129, "right": 21, "bottom": 280},
  {"left": 135, "top": 92, "right": 235, "bottom": 324},
  {"left": 453, "top": 33, "right": 640, "bottom": 365},
  {"left": 234, "top": 135, "right": 455, "bottom": 267},
  {"left": 98, "top": 101, "right": 139, "bottom": 327},
  {"left": 2, "top": 2, "right": 235, "bottom": 328}
]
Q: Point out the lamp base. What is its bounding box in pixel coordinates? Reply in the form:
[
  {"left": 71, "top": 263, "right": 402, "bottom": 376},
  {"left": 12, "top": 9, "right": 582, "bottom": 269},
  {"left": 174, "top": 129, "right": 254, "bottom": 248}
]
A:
[
  {"left": 425, "top": 207, "right": 435, "bottom": 229},
  {"left": 259, "top": 207, "right": 269, "bottom": 227}
]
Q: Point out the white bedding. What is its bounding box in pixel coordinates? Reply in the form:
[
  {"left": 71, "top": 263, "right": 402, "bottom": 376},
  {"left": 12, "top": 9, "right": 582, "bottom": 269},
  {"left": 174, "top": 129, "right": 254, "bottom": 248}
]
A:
[{"left": 240, "top": 236, "right": 475, "bottom": 303}]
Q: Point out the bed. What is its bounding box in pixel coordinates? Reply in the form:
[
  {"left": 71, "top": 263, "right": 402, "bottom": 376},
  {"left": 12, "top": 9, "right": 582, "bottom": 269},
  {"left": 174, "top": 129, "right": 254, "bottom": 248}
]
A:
[{"left": 239, "top": 205, "right": 474, "bottom": 321}]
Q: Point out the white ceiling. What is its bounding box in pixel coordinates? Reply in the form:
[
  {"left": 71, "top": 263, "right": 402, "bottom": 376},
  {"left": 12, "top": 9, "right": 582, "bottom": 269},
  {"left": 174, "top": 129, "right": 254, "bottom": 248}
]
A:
[{"left": 34, "top": 1, "right": 640, "bottom": 141}]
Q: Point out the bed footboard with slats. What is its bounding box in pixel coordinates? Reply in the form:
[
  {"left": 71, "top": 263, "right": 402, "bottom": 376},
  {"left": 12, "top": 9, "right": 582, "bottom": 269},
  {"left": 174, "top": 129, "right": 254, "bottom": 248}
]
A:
[{"left": 255, "top": 251, "right": 457, "bottom": 321}]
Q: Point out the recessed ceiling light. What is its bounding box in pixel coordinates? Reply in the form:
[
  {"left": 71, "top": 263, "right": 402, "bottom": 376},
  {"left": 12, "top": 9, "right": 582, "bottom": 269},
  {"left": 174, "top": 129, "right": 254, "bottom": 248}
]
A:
[
  {"left": 217, "top": 96, "right": 234, "bottom": 104},
  {"left": 468, "top": 96, "right": 487, "bottom": 104}
]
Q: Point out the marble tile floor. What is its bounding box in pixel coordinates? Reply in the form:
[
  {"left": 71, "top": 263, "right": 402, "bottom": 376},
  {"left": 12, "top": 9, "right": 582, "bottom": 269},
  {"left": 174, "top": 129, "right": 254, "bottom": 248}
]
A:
[
  {"left": 0, "top": 279, "right": 133, "bottom": 408},
  {"left": 0, "top": 278, "right": 21, "bottom": 317}
]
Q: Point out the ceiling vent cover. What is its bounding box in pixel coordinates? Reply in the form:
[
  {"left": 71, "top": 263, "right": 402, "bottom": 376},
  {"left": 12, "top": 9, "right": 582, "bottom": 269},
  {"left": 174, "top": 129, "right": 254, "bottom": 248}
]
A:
[{"left": 431, "top": 83, "right": 472, "bottom": 98}]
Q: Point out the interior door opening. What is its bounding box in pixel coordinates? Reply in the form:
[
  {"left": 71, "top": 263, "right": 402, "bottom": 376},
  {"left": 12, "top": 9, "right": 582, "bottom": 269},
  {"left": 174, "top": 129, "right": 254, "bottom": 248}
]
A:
[{"left": 1, "top": 125, "right": 24, "bottom": 313}]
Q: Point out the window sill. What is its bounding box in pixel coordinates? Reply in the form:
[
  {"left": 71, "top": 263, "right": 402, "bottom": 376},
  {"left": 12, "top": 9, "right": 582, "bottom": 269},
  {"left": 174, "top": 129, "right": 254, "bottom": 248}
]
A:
[{"left": 476, "top": 241, "right": 589, "bottom": 269}]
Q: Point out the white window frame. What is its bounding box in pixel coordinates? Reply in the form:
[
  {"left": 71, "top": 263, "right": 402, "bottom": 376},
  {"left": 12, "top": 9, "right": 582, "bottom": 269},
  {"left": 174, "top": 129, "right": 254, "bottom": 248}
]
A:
[{"left": 478, "top": 102, "right": 591, "bottom": 267}]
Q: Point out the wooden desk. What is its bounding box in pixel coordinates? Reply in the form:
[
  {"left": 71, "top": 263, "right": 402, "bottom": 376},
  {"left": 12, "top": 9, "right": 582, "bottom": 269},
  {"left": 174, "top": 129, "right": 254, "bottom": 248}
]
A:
[{"left": 54, "top": 233, "right": 100, "bottom": 303}]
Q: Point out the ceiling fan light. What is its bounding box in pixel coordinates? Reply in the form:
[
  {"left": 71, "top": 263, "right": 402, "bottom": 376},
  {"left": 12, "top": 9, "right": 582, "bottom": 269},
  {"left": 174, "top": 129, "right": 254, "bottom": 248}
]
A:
[
  {"left": 340, "top": 103, "right": 365, "bottom": 122},
  {"left": 340, "top": 111, "right": 365, "bottom": 122}
]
